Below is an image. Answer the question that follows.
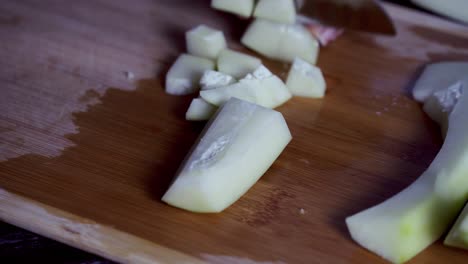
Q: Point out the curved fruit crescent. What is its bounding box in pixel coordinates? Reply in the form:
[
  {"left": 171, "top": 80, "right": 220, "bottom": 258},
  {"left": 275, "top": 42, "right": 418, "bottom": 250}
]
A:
[
  {"left": 445, "top": 203, "right": 468, "bottom": 249},
  {"left": 346, "top": 80, "right": 468, "bottom": 263}
]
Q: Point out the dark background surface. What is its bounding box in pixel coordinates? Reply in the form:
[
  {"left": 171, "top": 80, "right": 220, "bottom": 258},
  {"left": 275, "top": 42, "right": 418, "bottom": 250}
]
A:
[{"left": 0, "top": 1, "right": 459, "bottom": 263}]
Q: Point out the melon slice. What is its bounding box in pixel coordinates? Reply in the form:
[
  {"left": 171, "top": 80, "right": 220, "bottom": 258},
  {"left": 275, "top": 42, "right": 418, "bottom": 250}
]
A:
[
  {"left": 412, "top": 62, "right": 468, "bottom": 102},
  {"left": 162, "top": 98, "right": 292, "bottom": 213},
  {"left": 346, "top": 83, "right": 468, "bottom": 263},
  {"left": 445, "top": 203, "right": 468, "bottom": 249},
  {"left": 423, "top": 81, "right": 464, "bottom": 136}
]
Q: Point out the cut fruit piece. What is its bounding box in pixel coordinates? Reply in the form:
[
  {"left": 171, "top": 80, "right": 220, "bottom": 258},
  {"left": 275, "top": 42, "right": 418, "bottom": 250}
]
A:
[
  {"left": 412, "top": 62, "right": 468, "bottom": 102},
  {"left": 286, "top": 57, "right": 326, "bottom": 98},
  {"left": 241, "top": 19, "right": 319, "bottom": 64},
  {"left": 241, "top": 19, "right": 283, "bottom": 60},
  {"left": 186, "top": 25, "right": 227, "bottom": 60},
  {"left": 200, "top": 65, "right": 292, "bottom": 108},
  {"left": 423, "top": 81, "right": 464, "bottom": 136},
  {"left": 431, "top": 84, "right": 468, "bottom": 201},
  {"left": 165, "top": 54, "right": 214, "bottom": 95},
  {"left": 217, "top": 49, "right": 262, "bottom": 79},
  {"left": 253, "top": 0, "right": 296, "bottom": 24},
  {"left": 346, "top": 83, "right": 468, "bottom": 263},
  {"left": 445, "top": 203, "right": 468, "bottom": 249},
  {"left": 186, "top": 98, "right": 217, "bottom": 121},
  {"left": 162, "top": 98, "right": 292, "bottom": 213},
  {"left": 200, "top": 70, "right": 236, "bottom": 90},
  {"left": 211, "top": 0, "right": 255, "bottom": 17},
  {"left": 346, "top": 180, "right": 464, "bottom": 264}
]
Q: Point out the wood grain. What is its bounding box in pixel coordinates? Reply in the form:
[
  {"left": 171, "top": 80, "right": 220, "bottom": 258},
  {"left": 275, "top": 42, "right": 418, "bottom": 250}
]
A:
[
  {"left": 1, "top": 0, "right": 468, "bottom": 263},
  {"left": 0, "top": 189, "right": 201, "bottom": 263}
]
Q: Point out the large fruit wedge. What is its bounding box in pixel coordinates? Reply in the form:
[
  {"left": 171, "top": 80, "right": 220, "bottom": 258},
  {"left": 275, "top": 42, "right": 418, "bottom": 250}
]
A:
[
  {"left": 346, "top": 82, "right": 468, "bottom": 263},
  {"left": 445, "top": 203, "right": 468, "bottom": 249},
  {"left": 162, "top": 98, "right": 292, "bottom": 213}
]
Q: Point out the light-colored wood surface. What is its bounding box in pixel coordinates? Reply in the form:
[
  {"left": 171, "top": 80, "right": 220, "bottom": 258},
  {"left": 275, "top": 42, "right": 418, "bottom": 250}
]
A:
[
  {"left": 1, "top": 0, "right": 468, "bottom": 263},
  {"left": 0, "top": 189, "right": 201, "bottom": 263}
]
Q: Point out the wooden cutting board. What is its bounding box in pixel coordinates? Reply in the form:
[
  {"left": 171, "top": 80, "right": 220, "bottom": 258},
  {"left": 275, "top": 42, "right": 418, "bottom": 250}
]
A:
[{"left": 2, "top": 0, "right": 468, "bottom": 263}]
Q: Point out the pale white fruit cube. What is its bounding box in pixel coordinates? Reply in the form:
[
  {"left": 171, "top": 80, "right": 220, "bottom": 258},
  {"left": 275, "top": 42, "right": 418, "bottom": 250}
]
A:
[
  {"left": 162, "top": 97, "right": 292, "bottom": 213},
  {"left": 199, "top": 70, "right": 235, "bottom": 90},
  {"left": 186, "top": 25, "right": 227, "bottom": 59},
  {"left": 346, "top": 83, "right": 468, "bottom": 264},
  {"left": 185, "top": 98, "right": 217, "bottom": 121},
  {"left": 277, "top": 23, "right": 319, "bottom": 64},
  {"left": 200, "top": 65, "right": 292, "bottom": 108},
  {"left": 165, "top": 54, "right": 214, "bottom": 95},
  {"left": 217, "top": 49, "right": 262, "bottom": 79},
  {"left": 254, "top": 0, "right": 296, "bottom": 24},
  {"left": 412, "top": 62, "right": 468, "bottom": 102},
  {"left": 241, "top": 19, "right": 319, "bottom": 64},
  {"left": 241, "top": 19, "right": 284, "bottom": 59},
  {"left": 211, "top": 0, "right": 255, "bottom": 17},
  {"left": 286, "top": 58, "right": 326, "bottom": 98}
]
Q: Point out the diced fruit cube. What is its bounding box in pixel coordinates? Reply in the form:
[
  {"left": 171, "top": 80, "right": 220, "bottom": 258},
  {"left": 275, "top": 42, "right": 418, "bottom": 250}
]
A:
[
  {"left": 186, "top": 98, "right": 217, "bottom": 121},
  {"left": 186, "top": 25, "right": 227, "bottom": 59},
  {"left": 241, "top": 19, "right": 319, "bottom": 64},
  {"left": 286, "top": 57, "right": 326, "bottom": 98},
  {"left": 200, "top": 70, "right": 236, "bottom": 90},
  {"left": 162, "top": 98, "right": 292, "bottom": 213},
  {"left": 165, "top": 54, "right": 214, "bottom": 95},
  {"left": 217, "top": 49, "right": 262, "bottom": 79},
  {"left": 254, "top": 0, "right": 296, "bottom": 24},
  {"left": 200, "top": 65, "right": 292, "bottom": 108},
  {"left": 211, "top": 0, "right": 255, "bottom": 17}
]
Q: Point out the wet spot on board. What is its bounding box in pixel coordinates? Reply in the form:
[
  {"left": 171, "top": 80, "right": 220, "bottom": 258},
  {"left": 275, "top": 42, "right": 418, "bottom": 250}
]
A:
[
  {"left": 47, "top": 56, "right": 59, "bottom": 70},
  {"left": 79, "top": 89, "right": 101, "bottom": 103},
  {"left": 72, "top": 66, "right": 81, "bottom": 75},
  {"left": 0, "top": 77, "right": 200, "bottom": 207},
  {"left": 0, "top": 15, "right": 22, "bottom": 27},
  {"left": 0, "top": 64, "right": 142, "bottom": 161},
  {"left": 48, "top": 56, "right": 59, "bottom": 65}
]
